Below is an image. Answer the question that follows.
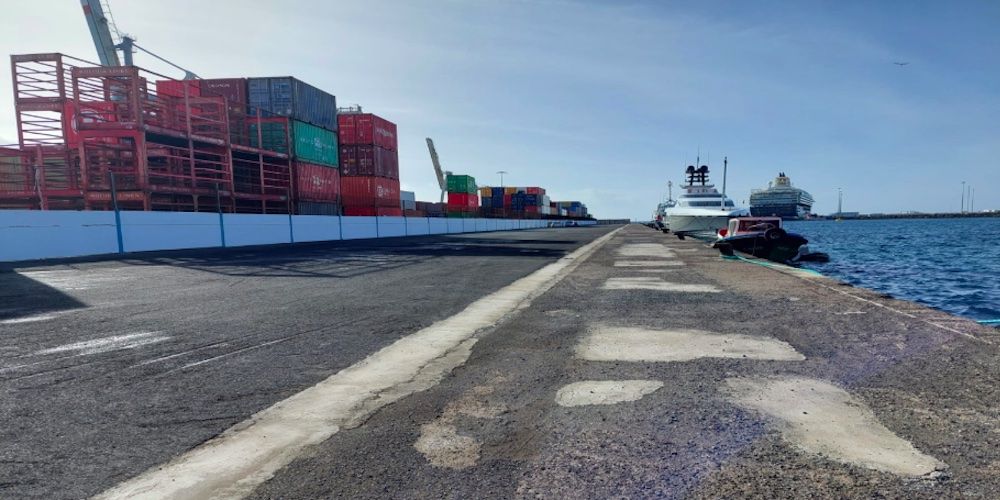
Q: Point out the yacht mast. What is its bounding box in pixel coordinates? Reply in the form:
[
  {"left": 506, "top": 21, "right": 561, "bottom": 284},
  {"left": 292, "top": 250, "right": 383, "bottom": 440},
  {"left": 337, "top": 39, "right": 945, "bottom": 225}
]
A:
[{"left": 721, "top": 156, "right": 728, "bottom": 209}]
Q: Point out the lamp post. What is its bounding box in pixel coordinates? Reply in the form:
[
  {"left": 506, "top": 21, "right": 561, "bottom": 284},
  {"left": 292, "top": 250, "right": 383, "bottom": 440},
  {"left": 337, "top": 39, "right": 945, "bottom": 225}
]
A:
[
  {"left": 961, "top": 181, "right": 966, "bottom": 213},
  {"left": 497, "top": 170, "right": 508, "bottom": 188}
]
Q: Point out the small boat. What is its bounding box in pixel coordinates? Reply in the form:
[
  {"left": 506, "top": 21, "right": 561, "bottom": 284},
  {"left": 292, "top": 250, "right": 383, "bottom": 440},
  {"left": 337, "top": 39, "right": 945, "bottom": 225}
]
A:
[{"left": 713, "top": 217, "right": 829, "bottom": 264}]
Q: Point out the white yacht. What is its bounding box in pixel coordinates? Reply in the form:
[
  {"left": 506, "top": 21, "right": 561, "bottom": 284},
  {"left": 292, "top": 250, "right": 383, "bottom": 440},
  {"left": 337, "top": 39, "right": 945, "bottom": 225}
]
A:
[
  {"left": 667, "top": 161, "right": 748, "bottom": 238},
  {"left": 651, "top": 181, "right": 676, "bottom": 231}
]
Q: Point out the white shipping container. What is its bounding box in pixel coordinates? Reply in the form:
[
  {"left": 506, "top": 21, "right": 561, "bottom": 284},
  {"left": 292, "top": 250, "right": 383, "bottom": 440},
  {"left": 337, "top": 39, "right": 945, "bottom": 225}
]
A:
[{"left": 400, "top": 190, "right": 416, "bottom": 202}]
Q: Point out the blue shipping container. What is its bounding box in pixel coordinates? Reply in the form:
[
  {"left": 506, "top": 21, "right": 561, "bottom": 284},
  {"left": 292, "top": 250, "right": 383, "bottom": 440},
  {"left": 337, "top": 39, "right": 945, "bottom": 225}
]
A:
[
  {"left": 491, "top": 187, "right": 504, "bottom": 198},
  {"left": 247, "top": 77, "right": 338, "bottom": 131}
]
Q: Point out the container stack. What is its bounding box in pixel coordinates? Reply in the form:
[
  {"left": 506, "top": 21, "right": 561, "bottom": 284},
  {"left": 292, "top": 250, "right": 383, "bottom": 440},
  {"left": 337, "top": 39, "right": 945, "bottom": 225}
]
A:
[
  {"left": 555, "top": 201, "right": 589, "bottom": 218},
  {"left": 446, "top": 174, "right": 478, "bottom": 217},
  {"left": 416, "top": 201, "right": 445, "bottom": 217},
  {"left": 3, "top": 52, "right": 596, "bottom": 219},
  {"left": 244, "top": 77, "right": 341, "bottom": 215},
  {"left": 400, "top": 190, "right": 419, "bottom": 215},
  {"left": 337, "top": 110, "right": 401, "bottom": 216},
  {"left": 478, "top": 186, "right": 551, "bottom": 218}
]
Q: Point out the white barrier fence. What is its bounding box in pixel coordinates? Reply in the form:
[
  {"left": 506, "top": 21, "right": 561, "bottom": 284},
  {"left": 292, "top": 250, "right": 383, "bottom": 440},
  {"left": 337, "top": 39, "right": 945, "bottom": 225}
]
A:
[{"left": 0, "top": 210, "right": 596, "bottom": 263}]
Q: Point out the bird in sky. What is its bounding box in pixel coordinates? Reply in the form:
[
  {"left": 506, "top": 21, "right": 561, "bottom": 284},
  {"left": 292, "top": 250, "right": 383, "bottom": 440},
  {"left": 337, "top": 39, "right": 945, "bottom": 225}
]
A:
[{"left": 893, "top": 61, "right": 910, "bottom": 66}]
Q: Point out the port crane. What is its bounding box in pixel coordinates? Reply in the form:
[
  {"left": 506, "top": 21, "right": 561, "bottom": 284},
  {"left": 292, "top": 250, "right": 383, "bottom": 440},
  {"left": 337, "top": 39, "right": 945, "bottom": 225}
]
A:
[
  {"left": 426, "top": 138, "right": 451, "bottom": 203},
  {"left": 80, "top": 0, "right": 199, "bottom": 79}
]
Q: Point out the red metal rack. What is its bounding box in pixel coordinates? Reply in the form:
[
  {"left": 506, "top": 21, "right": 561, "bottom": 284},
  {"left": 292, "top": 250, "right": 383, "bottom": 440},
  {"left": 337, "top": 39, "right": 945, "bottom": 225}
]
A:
[{"left": 4, "top": 53, "right": 293, "bottom": 213}]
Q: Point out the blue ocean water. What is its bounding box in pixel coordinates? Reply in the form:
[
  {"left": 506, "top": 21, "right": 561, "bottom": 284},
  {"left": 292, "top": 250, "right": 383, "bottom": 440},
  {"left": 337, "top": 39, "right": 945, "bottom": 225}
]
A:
[{"left": 785, "top": 218, "right": 1000, "bottom": 322}]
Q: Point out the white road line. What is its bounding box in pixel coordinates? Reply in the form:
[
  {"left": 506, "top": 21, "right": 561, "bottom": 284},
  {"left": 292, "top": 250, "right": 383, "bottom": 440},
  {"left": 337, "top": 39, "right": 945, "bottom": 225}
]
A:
[
  {"left": 603, "top": 277, "right": 721, "bottom": 293},
  {"left": 96, "top": 227, "right": 624, "bottom": 500},
  {"left": 178, "top": 337, "right": 297, "bottom": 371},
  {"left": 1, "top": 313, "right": 59, "bottom": 325},
  {"left": 134, "top": 343, "right": 232, "bottom": 367},
  {"left": 36, "top": 332, "right": 170, "bottom": 357},
  {"left": 613, "top": 261, "right": 684, "bottom": 267}
]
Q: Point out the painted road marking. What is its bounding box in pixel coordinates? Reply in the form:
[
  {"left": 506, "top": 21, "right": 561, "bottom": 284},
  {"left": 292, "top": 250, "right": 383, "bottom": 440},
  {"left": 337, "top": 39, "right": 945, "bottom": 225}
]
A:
[
  {"left": 603, "top": 277, "right": 720, "bottom": 293},
  {"left": 613, "top": 261, "right": 684, "bottom": 267},
  {"left": 724, "top": 376, "right": 945, "bottom": 477},
  {"left": 36, "top": 332, "right": 170, "bottom": 357},
  {"left": 96, "top": 227, "right": 624, "bottom": 500},
  {"left": 616, "top": 244, "right": 676, "bottom": 258},
  {"left": 555, "top": 380, "right": 663, "bottom": 407},
  {"left": 0, "top": 313, "right": 60, "bottom": 325},
  {"left": 577, "top": 325, "right": 805, "bottom": 363}
]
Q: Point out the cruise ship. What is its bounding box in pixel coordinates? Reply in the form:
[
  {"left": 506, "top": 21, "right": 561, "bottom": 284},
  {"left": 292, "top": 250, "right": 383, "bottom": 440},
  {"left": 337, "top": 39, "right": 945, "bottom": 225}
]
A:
[
  {"left": 749, "top": 173, "right": 814, "bottom": 219},
  {"left": 666, "top": 163, "right": 748, "bottom": 237}
]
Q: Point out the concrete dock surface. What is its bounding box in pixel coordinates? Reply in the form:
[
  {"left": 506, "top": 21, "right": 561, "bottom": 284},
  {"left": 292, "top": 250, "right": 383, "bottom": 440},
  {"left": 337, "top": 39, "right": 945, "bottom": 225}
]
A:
[{"left": 2, "top": 224, "right": 999, "bottom": 498}]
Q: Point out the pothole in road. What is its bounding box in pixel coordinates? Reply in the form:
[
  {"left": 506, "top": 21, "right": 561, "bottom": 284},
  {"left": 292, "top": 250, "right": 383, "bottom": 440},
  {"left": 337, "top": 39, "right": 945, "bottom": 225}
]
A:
[
  {"left": 723, "top": 376, "right": 946, "bottom": 478},
  {"left": 555, "top": 380, "right": 663, "bottom": 407},
  {"left": 576, "top": 325, "right": 805, "bottom": 362},
  {"left": 603, "top": 277, "right": 720, "bottom": 293}
]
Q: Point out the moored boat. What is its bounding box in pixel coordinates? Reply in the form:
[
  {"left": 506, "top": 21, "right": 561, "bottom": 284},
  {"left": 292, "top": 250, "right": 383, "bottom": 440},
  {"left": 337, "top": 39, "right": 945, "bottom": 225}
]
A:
[{"left": 713, "top": 216, "right": 828, "bottom": 263}]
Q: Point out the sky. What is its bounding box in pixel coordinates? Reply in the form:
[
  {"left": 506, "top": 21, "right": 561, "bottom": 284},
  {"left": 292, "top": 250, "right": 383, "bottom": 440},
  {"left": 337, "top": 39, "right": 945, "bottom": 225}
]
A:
[{"left": 2, "top": 0, "right": 998, "bottom": 219}]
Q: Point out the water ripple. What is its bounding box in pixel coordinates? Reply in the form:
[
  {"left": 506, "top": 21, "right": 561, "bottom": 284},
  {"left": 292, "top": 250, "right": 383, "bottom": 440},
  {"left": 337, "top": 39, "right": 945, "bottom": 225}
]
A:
[{"left": 786, "top": 218, "right": 1000, "bottom": 322}]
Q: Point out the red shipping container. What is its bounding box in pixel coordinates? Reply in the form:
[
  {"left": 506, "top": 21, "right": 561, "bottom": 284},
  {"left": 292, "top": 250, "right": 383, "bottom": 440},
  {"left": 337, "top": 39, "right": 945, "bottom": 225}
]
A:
[
  {"left": 155, "top": 79, "right": 201, "bottom": 98},
  {"left": 340, "top": 144, "right": 398, "bottom": 179},
  {"left": 63, "top": 101, "right": 117, "bottom": 147},
  {"left": 295, "top": 161, "right": 340, "bottom": 202},
  {"left": 525, "top": 206, "right": 539, "bottom": 213},
  {"left": 503, "top": 194, "right": 512, "bottom": 207},
  {"left": 337, "top": 113, "right": 398, "bottom": 151},
  {"left": 341, "top": 176, "right": 400, "bottom": 208},
  {"left": 200, "top": 78, "right": 247, "bottom": 112},
  {"left": 447, "top": 193, "right": 478, "bottom": 209},
  {"left": 344, "top": 207, "right": 402, "bottom": 217},
  {"left": 526, "top": 187, "right": 545, "bottom": 195},
  {"left": 344, "top": 207, "right": 376, "bottom": 216}
]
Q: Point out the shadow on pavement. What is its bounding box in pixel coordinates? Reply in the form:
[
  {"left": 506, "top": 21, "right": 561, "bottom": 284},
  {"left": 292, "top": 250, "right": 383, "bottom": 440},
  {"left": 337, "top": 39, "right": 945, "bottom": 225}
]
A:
[
  {"left": 0, "top": 271, "right": 88, "bottom": 320},
  {"left": 120, "top": 234, "right": 576, "bottom": 279}
]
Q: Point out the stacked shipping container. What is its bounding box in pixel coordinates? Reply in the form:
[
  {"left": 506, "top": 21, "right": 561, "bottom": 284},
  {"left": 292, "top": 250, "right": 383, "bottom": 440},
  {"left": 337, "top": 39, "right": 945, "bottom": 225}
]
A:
[
  {"left": 446, "top": 174, "right": 478, "bottom": 217},
  {"left": 3, "top": 53, "right": 596, "bottom": 220},
  {"left": 337, "top": 110, "right": 401, "bottom": 216},
  {"left": 478, "top": 186, "right": 553, "bottom": 218}
]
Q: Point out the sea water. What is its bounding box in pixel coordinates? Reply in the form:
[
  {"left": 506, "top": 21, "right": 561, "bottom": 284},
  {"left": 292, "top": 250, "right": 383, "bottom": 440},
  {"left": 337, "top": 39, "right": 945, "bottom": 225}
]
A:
[{"left": 785, "top": 218, "right": 1000, "bottom": 322}]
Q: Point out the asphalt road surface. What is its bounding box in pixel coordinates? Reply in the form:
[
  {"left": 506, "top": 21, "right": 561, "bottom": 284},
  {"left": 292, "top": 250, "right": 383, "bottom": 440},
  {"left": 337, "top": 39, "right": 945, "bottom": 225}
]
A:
[
  {"left": 0, "top": 227, "right": 612, "bottom": 499},
  {"left": 4, "top": 224, "right": 1000, "bottom": 499}
]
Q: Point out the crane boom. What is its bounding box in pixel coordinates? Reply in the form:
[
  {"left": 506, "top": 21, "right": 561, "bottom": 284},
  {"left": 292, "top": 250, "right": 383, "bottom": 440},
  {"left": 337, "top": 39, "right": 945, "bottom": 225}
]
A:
[
  {"left": 426, "top": 138, "right": 448, "bottom": 203},
  {"left": 80, "top": 0, "right": 121, "bottom": 66}
]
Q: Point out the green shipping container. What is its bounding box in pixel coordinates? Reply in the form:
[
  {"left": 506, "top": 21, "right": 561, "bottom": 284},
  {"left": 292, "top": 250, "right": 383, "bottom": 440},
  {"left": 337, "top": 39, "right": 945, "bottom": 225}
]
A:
[
  {"left": 249, "top": 119, "right": 339, "bottom": 167},
  {"left": 446, "top": 174, "right": 477, "bottom": 193},
  {"left": 248, "top": 121, "right": 291, "bottom": 154}
]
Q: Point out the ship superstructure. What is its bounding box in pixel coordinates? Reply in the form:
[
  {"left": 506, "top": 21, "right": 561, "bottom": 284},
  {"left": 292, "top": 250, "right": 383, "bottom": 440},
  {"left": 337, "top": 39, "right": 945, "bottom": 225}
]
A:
[{"left": 749, "top": 172, "right": 814, "bottom": 219}]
